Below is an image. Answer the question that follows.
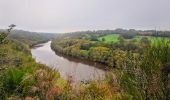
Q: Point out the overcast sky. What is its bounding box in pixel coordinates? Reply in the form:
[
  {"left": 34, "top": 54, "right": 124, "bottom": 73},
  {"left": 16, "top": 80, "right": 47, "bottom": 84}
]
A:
[{"left": 0, "top": 0, "right": 170, "bottom": 33}]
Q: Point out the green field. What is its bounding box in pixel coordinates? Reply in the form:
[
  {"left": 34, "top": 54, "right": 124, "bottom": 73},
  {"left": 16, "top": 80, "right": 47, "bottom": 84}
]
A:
[
  {"left": 134, "top": 36, "right": 170, "bottom": 44},
  {"left": 98, "top": 34, "right": 120, "bottom": 43},
  {"left": 99, "top": 34, "right": 170, "bottom": 44}
]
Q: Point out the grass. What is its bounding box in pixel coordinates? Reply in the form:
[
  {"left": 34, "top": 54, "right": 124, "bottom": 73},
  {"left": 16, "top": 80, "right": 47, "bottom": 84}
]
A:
[
  {"left": 134, "top": 36, "right": 170, "bottom": 44},
  {"left": 98, "top": 33, "right": 170, "bottom": 44},
  {"left": 0, "top": 39, "right": 61, "bottom": 99},
  {"left": 98, "top": 34, "right": 120, "bottom": 43}
]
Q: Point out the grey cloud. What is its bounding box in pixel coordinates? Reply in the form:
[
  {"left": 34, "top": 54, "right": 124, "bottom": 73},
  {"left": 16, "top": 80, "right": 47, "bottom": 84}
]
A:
[{"left": 0, "top": 0, "right": 170, "bottom": 32}]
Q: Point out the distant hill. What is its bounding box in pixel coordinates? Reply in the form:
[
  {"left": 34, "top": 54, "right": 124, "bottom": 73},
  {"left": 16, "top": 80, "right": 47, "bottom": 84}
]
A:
[{"left": 0, "top": 29, "right": 57, "bottom": 46}]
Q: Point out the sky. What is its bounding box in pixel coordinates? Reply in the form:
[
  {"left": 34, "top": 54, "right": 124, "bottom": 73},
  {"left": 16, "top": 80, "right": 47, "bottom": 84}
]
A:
[{"left": 0, "top": 0, "right": 170, "bottom": 33}]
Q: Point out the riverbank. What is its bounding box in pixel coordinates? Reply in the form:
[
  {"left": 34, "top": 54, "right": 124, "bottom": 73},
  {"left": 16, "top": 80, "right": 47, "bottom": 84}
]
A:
[
  {"left": 31, "top": 41, "right": 106, "bottom": 83},
  {"left": 52, "top": 49, "right": 109, "bottom": 70},
  {"left": 0, "top": 33, "right": 128, "bottom": 100},
  {"left": 30, "top": 41, "right": 127, "bottom": 99}
]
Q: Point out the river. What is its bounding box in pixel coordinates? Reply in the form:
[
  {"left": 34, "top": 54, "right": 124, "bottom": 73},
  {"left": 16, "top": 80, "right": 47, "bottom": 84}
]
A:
[{"left": 31, "top": 41, "right": 106, "bottom": 83}]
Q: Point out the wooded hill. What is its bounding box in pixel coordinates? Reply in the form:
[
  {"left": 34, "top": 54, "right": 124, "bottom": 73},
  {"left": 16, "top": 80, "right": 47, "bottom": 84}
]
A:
[{"left": 0, "top": 29, "right": 56, "bottom": 46}]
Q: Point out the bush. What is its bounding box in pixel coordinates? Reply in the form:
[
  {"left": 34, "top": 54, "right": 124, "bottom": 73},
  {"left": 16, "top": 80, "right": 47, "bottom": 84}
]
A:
[
  {"left": 89, "top": 47, "right": 110, "bottom": 63},
  {"left": 118, "top": 39, "right": 170, "bottom": 100}
]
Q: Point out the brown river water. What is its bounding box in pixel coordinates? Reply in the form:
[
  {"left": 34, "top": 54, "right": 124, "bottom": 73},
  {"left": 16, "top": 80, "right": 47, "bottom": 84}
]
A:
[{"left": 31, "top": 41, "right": 106, "bottom": 83}]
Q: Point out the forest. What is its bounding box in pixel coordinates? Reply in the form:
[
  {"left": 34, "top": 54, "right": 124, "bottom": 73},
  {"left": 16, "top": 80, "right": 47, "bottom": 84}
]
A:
[
  {"left": 51, "top": 30, "right": 170, "bottom": 99},
  {"left": 0, "top": 26, "right": 170, "bottom": 99}
]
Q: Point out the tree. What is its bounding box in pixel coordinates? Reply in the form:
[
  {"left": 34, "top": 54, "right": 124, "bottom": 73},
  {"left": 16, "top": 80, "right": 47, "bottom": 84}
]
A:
[
  {"left": 102, "top": 38, "right": 105, "bottom": 41},
  {"left": 0, "top": 24, "right": 16, "bottom": 43},
  {"left": 120, "top": 32, "right": 136, "bottom": 39},
  {"left": 90, "top": 35, "right": 98, "bottom": 41},
  {"left": 89, "top": 47, "right": 110, "bottom": 63},
  {"left": 119, "top": 40, "right": 170, "bottom": 99},
  {"left": 118, "top": 36, "right": 124, "bottom": 43},
  {"left": 140, "top": 37, "right": 150, "bottom": 45},
  {"left": 79, "top": 50, "right": 89, "bottom": 59},
  {"left": 7, "top": 24, "right": 16, "bottom": 32},
  {"left": 107, "top": 49, "right": 127, "bottom": 68}
]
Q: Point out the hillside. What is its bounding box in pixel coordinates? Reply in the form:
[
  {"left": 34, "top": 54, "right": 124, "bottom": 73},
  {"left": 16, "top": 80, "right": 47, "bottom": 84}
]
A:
[
  {"left": 0, "top": 29, "right": 56, "bottom": 46},
  {"left": 0, "top": 38, "right": 61, "bottom": 99}
]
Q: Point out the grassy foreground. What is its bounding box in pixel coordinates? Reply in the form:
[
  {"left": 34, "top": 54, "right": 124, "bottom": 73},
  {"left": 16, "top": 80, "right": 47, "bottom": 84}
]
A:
[{"left": 0, "top": 39, "right": 60, "bottom": 99}]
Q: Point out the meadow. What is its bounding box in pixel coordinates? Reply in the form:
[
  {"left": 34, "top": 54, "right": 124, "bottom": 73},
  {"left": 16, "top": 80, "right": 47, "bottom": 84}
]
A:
[
  {"left": 98, "top": 33, "right": 170, "bottom": 44},
  {"left": 98, "top": 34, "right": 120, "bottom": 43}
]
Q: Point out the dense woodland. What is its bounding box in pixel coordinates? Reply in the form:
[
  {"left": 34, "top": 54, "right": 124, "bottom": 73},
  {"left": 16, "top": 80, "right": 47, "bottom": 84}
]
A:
[
  {"left": 51, "top": 30, "right": 170, "bottom": 99},
  {"left": 51, "top": 30, "right": 170, "bottom": 67},
  {"left": 0, "top": 27, "right": 170, "bottom": 99}
]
